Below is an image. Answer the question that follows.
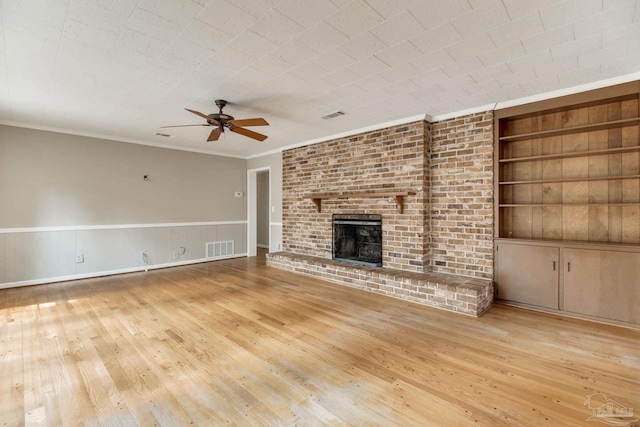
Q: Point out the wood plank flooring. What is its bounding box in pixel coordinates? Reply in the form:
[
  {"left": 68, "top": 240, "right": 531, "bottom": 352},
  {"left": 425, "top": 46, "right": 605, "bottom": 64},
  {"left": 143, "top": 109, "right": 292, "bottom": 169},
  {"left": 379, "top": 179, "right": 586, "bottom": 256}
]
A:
[{"left": 1, "top": 252, "right": 639, "bottom": 426}]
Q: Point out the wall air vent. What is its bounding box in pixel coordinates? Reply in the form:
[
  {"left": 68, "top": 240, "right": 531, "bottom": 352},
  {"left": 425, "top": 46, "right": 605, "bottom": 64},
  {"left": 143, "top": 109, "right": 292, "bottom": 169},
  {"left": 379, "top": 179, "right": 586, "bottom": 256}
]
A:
[
  {"left": 154, "top": 132, "right": 174, "bottom": 138},
  {"left": 206, "top": 241, "right": 234, "bottom": 259},
  {"left": 321, "top": 110, "right": 346, "bottom": 120}
]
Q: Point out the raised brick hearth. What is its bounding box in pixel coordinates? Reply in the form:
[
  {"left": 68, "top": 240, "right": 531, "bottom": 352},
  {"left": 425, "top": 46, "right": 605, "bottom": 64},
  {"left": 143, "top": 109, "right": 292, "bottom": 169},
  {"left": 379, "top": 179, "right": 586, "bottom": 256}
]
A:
[
  {"left": 266, "top": 252, "right": 493, "bottom": 317},
  {"left": 272, "top": 113, "right": 494, "bottom": 317}
]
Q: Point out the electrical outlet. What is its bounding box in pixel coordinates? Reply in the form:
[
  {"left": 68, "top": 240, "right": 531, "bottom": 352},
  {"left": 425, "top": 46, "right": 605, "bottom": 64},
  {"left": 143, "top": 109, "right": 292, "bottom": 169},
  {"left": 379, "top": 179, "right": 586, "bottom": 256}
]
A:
[
  {"left": 76, "top": 253, "right": 84, "bottom": 263},
  {"left": 173, "top": 251, "right": 179, "bottom": 260}
]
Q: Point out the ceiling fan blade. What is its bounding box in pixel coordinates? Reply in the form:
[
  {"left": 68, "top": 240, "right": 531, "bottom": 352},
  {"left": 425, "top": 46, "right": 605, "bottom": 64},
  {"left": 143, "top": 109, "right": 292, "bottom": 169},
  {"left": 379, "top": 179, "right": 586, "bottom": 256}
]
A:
[
  {"left": 207, "top": 128, "right": 222, "bottom": 142},
  {"left": 230, "top": 126, "right": 268, "bottom": 142},
  {"left": 185, "top": 108, "right": 210, "bottom": 120},
  {"left": 228, "top": 118, "right": 269, "bottom": 127},
  {"left": 160, "top": 124, "right": 208, "bottom": 128}
]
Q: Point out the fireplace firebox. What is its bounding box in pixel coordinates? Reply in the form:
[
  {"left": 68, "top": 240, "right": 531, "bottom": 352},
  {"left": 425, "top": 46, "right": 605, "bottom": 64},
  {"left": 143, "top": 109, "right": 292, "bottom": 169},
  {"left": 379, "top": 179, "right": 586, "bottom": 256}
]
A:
[{"left": 332, "top": 214, "right": 382, "bottom": 267}]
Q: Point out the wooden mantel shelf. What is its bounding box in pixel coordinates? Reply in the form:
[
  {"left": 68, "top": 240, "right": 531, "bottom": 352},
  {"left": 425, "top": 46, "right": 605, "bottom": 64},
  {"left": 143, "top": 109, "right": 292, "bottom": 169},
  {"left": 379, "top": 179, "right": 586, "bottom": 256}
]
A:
[{"left": 305, "top": 191, "right": 416, "bottom": 214}]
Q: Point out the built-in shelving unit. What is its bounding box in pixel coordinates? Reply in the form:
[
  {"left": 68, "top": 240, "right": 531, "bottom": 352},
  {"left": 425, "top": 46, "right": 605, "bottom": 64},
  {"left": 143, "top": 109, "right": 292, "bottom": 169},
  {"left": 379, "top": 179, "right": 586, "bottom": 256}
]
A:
[
  {"left": 306, "top": 191, "right": 415, "bottom": 213},
  {"left": 494, "top": 81, "right": 640, "bottom": 327},
  {"left": 495, "top": 83, "right": 640, "bottom": 243}
]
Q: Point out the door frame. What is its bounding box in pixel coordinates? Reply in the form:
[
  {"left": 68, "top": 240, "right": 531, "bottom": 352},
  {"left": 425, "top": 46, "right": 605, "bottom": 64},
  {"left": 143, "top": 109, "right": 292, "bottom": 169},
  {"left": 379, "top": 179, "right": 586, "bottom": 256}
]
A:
[{"left": 247, "top": 166, "right": 271, "bottom": 257}]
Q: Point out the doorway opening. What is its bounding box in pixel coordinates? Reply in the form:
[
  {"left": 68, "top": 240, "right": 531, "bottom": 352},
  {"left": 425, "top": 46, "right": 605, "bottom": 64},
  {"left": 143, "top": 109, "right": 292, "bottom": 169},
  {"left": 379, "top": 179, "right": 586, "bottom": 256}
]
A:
[{"left": 247, "top": 167, "right": 271, "bottom": 257}]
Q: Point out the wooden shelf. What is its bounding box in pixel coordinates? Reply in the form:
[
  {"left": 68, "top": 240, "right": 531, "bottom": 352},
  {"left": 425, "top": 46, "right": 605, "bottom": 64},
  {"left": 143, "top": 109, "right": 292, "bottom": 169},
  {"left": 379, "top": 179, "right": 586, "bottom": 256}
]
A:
[
  {"left": 499, "top": 117, "right": 640, "bottom": 142},
  {"left": 306, "top": 191, "right": 415, "bottom": 213},
  {"left": 499, "top": 175, "right": 640, "bottom": 185},
  {"left": 499, "top": 146, "right": 640, "bottom": 164}
]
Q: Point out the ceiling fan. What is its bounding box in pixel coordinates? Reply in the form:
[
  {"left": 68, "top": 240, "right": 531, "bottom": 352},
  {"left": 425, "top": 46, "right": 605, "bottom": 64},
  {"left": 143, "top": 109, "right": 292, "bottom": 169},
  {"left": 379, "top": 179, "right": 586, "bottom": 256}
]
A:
[{"left": 161, "top": 99, "right": 269, "bottom": 142}]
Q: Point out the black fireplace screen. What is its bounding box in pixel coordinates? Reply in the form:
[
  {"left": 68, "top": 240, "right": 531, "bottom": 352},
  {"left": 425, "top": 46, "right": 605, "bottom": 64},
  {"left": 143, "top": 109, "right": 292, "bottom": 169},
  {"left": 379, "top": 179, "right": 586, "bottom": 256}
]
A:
[{"left": 332, "top": 214, "right": 382, "bottom": 267}]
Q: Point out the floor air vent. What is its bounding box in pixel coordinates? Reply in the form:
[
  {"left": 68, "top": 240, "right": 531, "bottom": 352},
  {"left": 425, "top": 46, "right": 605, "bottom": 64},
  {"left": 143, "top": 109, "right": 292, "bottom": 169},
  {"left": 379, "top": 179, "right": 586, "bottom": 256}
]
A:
[{"left": 206, "top": 241, "right": 234, "bottom": 259}]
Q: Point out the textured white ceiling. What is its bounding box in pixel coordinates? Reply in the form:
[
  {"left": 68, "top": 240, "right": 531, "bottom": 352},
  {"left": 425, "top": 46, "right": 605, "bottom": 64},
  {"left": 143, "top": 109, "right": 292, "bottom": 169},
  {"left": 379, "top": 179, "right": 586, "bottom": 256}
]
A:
[{"left": 1, "top": 0, "right": 639, "bottom": 158}]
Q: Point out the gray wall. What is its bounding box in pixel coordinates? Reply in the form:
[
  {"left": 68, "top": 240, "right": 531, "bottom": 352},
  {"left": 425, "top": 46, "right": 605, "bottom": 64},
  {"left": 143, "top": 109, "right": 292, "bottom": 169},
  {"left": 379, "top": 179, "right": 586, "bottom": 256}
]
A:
[
  {"left": 256, "top": 171, "right": 269, "bottom": 247},
  {"left": 0, "top": 126, "right": 246, "bottom": 227},
  {"left": 0, "top": 125, "right": 248, "bottom": 287}
]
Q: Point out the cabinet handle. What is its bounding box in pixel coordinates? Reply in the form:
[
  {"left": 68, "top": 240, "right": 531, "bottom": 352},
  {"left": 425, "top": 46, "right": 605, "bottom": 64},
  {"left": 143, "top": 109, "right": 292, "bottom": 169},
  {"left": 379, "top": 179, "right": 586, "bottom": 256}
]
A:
[
  {"left": 567, "top": 262, "right": 571, "bottom": 272},
  {"left": 553, "top": 261, "right": 556, "bottom": 271}
]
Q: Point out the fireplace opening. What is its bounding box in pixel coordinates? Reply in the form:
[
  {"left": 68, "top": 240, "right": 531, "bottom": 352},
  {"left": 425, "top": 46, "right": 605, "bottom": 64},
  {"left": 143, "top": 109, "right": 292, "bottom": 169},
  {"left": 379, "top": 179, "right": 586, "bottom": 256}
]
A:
[{"left": 332, "top": 214, "right": 382, "bottom": 267}]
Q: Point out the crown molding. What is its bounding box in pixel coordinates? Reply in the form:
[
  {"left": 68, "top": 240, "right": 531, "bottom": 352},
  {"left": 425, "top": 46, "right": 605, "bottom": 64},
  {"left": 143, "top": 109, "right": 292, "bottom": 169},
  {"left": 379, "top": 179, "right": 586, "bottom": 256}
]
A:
[{"left": 0, "top": 120, "right": 247, "bottom": 159}]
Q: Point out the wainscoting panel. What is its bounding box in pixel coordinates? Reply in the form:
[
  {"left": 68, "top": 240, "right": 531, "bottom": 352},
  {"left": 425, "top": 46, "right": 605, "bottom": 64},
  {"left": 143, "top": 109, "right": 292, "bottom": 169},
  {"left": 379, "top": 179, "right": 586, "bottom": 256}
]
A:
[
  {"left": 75, "top": 228, "right": 158, "bottom": 273},
  {"left": 270, "top": 222, "right": 282, "bottom": 252},
  {"left": 1, "top": 231, "right": 76, "bottom": 283},
  {"left": 0, "top": 222, "right": 247, "bottom": 288},
  {"left": 217, "top": 223, "right": 247, "bottom": 255}
]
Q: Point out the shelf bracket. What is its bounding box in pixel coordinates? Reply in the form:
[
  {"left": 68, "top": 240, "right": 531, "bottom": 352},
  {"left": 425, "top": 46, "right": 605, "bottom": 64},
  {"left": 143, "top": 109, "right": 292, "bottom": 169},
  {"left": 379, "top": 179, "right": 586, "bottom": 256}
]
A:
[
  {"left": 311, "top": 198, "right": 322, "bottom": 213},
  {"left": 394, "top": 195, "right": 404, "bottom": 214}
]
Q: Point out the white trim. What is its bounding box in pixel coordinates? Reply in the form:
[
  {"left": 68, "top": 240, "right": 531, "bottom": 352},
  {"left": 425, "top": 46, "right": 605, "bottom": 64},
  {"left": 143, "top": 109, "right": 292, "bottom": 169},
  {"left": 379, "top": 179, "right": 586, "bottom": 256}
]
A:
[
  {"left": 0, "top": 253, "right": 248, "bottom": 290},
  {"left": 270, "top": 222, "right": 283, "bottom": 227},
  {"left": 247, "top": 73, "right": 640, "bottom": 158},
  {"left": 430, "top": 103, "right": 497, "bottom": 123},
  {"left": 428, "top": 72, "right": 640, "bottom": 120},
  {"left": 268, "top": 169, "right": 273, "bottom": 252},
  {"left": 0, "top": 120, "right": 247, "bottom": 159},
  {"left": 0, "top": 220, "right": 248, "bottom": 234},
  {"left": 495, "top": 71, "right": 640, "bottom": 111},
  {"left": 257, "top": 244, "right": 269, "bottom": 249},
  {"left": 245, "top": 147, "right": 284, "bottom": 159},
  {"left": 247, "top": 114, "right": 428, "bottom": 158},
  {"left": 6, "top": 73, "right": 640, "bottom": 162}
]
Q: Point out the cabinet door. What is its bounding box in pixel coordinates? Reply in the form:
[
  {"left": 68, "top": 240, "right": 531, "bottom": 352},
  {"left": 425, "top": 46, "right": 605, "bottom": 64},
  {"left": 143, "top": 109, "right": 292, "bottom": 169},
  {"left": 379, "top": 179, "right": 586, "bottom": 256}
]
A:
[
  {"left": 563, "top": 249, "right": 640, "bottom": 324},
  {"left": 495, "top": 243, "right": 559, "bottom": 309}
]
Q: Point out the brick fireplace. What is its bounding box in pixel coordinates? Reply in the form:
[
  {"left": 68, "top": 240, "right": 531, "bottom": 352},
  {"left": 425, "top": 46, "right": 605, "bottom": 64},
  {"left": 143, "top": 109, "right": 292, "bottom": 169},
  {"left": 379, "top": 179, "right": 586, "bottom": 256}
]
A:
[
  {"left": 280, "top": 121, "right": 429, "bottom": 271},
  {"left": 332, "top": 214, "right": 383, "bottom": 267},
  {"left": 267, "top": 113, "right": 495, "bottom": 316}
]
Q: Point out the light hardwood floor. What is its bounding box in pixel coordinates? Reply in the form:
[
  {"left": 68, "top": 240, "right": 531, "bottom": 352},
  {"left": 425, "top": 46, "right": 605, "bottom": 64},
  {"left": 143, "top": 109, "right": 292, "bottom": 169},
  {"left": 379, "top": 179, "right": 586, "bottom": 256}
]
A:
[{"left": 1, "top": 252, "right": 639, "bottom": 426}]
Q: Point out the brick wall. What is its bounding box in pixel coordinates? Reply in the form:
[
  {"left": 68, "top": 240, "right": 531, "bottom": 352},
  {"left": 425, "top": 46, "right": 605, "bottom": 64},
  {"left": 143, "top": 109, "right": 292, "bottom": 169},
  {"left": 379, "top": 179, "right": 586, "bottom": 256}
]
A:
[
  {"left": 281, "top": 112, "right": 494, "bottom": 281},
  {"left": 429, "top": 111, "right": 494, "bottom": 279},
  {"left": 282, "top": 121, "right": 429, "bottom": 272}
]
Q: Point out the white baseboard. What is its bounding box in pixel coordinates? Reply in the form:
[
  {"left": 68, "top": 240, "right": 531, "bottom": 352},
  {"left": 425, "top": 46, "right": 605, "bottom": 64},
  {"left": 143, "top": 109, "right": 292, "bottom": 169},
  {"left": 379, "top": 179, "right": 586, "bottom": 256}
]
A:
[
  {"left": 257, "top": 244, "right": 269, "bottom": 249},
  {"left": 0, "top": 253, "right": 248, "bottom": 290}
]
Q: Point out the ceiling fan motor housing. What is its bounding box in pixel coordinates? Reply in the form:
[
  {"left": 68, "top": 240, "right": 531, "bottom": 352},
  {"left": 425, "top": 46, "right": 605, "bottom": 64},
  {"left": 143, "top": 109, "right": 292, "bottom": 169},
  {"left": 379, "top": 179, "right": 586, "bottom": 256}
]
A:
[{"left": 207, "top": 113, "right": 235, "bottom": 125}]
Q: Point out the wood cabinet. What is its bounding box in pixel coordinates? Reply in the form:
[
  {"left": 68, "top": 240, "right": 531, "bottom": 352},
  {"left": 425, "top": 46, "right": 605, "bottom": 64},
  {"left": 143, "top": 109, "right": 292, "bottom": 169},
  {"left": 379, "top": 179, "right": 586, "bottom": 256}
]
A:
[
  {"left": 494, "top": 82, "right": 640, "bottom": 326},
  {"left": 564, "top": 248, "right": 640, "bottom": 324},
  {"left": 496, "top": 241, "right": 640, "bottom": 325},
  {"left": 495, "top": 242, "right": 559, "bottom": 309}
]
